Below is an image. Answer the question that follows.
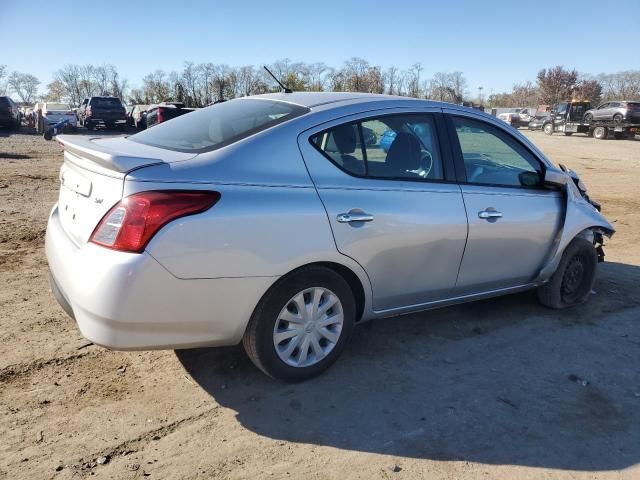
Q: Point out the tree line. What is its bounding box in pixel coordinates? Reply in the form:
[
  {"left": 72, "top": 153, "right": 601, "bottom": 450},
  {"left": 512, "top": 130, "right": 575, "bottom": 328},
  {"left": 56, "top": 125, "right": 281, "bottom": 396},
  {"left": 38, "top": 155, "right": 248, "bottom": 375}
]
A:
[{"left": 1, "top": 60, "right": 639, "bottom": 109}]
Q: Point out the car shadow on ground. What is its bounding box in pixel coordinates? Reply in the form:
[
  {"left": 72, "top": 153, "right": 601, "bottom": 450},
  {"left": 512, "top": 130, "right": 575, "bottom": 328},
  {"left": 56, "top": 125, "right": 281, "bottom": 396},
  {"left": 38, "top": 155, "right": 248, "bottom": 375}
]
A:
[{"left": 177, "top": 261, "right": 640, "bottom": 471}]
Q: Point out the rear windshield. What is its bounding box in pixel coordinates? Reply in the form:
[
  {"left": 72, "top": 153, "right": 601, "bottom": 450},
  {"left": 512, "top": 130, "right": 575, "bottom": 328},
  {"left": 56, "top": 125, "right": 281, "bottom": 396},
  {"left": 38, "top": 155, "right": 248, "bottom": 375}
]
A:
[
  {"left": 129, "top": 99, "right": 310, "bottom": 153},
  {"left": 46, "top": 103, "right": 70, "bottom": 111},
  {"left": 0, "top": 97, "right": 10, "bottom": 107},
  {"left": 90, "top": 97, "right": 123, "bottom": 108}
]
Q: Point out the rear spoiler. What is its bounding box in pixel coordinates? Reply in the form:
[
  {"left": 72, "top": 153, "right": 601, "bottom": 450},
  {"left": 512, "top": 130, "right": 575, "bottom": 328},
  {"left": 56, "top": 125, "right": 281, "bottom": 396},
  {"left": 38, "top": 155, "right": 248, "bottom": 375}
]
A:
[{"left": 56, "top": 135, "right": 163, "bottom": 173}]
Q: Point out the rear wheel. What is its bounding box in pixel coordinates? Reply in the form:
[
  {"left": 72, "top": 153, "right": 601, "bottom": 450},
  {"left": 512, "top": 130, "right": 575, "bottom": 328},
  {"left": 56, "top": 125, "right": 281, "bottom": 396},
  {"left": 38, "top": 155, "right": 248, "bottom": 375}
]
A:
[
  {"left": 593, "top": 126, "right": 607, "bottom": 140},
  {"left": 613, "top": 113, "right": 623, "bottom": 124},
  {"left": 85, "top": 120, "right": 94, "bottom": 131},
  {"left": 243, "top": 266, "right": 356, "bottom": 381},
  {"left": 537, "top": 238, "right": 598, "bottom": 309},
  {"left": 543, "top": 123, "right": 553, "bottom": 135},
  {"left": 564, "top": 132, "right": 573, "bottom": 136},
  {"left": 583, "top": 113, "right": 593, "bottom": 123}
]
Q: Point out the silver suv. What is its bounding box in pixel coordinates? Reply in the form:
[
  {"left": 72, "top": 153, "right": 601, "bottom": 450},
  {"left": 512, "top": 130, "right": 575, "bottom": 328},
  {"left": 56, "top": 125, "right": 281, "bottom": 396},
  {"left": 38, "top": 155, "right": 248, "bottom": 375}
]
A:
[{"left": 584, "top": 101, "right": 640, "bottom": 124}]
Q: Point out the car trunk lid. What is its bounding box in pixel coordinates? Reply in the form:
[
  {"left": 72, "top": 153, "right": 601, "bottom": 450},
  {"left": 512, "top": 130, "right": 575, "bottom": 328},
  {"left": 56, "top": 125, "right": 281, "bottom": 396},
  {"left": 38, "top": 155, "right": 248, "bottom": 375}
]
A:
[{"left": 55, "top": 135, "right": 197, "bottom": 245}]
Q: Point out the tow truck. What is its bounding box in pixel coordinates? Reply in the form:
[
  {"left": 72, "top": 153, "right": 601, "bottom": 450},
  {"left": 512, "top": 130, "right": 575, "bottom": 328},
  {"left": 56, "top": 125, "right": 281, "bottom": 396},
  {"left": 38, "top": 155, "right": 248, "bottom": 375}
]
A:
[{"left": 542, "top": 101, "right": 639, "bottom": 140}]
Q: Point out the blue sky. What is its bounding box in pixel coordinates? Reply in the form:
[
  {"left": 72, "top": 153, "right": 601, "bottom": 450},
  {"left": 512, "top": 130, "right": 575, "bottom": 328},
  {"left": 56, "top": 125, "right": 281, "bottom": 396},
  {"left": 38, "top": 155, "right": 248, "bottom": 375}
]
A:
[{"left": 2, "top": 0, "right": 639, "bottom": 96}]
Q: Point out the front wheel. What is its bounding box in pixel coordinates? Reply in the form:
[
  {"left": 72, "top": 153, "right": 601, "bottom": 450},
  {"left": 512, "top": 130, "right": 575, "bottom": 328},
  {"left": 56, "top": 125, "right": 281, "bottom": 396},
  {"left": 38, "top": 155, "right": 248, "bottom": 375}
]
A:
[
  {"left": 537, "top": 238, "right": 598, "bottom": 309},
  {"left": 564, "top": 132, "right": 573, "bottom": 136},
  {"left": 584, "top": 113, "right": 593, "bottom": 123},
  {"left": 613, "top": 113, "right": 623, "bottom": 124},
  {"left": 243, "top": 266, "right": 356, "bottom": 381},
  {"left": 543, "top": 123, "right": 553, "bottom": 135}
]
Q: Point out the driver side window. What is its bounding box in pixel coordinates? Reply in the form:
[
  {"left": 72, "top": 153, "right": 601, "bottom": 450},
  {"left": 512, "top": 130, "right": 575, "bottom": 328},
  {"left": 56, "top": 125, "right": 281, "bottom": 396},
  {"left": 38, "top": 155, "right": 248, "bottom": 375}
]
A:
[{"left": 453, "top": 116, "right": 542, "bottom": 188}]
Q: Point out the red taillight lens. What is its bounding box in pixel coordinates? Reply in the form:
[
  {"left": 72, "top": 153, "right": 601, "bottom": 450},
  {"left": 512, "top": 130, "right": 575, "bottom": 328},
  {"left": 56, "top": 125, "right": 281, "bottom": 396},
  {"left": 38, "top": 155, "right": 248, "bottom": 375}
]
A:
[
  {"left": 157, "top": 107, "right": 164, "bottom": 123},
  {"left": 89, "top": 190, "right": 220, "bottom": 253}
]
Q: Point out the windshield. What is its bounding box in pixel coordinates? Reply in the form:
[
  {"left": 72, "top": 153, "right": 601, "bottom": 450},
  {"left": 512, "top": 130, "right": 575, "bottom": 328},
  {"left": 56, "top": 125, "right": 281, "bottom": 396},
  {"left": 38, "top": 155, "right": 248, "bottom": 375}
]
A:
[
  {"left": 46, "top": 103, "right": 70, "bottom": 111},
  {"left": 129, "top": 98, "right": 310, "bottom": 153}
]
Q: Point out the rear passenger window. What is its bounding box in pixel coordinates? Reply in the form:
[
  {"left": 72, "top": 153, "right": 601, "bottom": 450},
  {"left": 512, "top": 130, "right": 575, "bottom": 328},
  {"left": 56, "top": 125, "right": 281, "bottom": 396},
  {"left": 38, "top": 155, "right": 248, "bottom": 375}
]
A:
[
  {"left": 310, "top": 114, "right": 444, "bottom": 181},
  {"left": 452, "top": 116, "right": 542, "bottom": 188}
]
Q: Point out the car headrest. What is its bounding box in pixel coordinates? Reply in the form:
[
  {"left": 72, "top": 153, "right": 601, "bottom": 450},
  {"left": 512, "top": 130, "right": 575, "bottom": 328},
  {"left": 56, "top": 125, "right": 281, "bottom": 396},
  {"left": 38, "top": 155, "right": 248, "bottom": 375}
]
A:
[
  {"left": 332, "top": 124, "right": 357, "bottom": 154},
  {"left": 386, "top": 132, "right": 421, "bottom": 171}
]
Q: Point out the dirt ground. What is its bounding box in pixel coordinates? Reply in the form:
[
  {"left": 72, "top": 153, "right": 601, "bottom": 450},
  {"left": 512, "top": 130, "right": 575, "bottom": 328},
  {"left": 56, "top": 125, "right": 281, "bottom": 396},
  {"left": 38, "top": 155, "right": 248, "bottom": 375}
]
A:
[{"left": 1, "top": 127, "right": 639, "bottom": 480}]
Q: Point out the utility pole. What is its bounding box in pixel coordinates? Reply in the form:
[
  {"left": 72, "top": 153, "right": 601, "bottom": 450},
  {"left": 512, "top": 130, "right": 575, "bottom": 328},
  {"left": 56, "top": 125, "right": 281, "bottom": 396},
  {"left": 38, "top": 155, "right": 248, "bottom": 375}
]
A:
[{"left": 478, "top": 86, "right": 484, "bottom": 105}]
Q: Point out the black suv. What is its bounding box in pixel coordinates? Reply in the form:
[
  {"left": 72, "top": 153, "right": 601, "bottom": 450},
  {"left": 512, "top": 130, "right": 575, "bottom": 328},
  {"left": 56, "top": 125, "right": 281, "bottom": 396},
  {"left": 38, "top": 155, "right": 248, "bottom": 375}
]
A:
[
  {"left": 0, "top": 96, "right": 21, "bottom": 130},
  {"left": 77, "top": 96, "right": 127, "bottom": 130}
]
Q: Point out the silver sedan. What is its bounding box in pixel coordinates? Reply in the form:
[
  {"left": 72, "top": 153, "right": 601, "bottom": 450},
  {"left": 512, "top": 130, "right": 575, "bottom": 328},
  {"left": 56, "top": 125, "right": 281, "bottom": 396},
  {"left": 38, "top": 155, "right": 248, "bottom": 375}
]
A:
[{"left": 46, "top": 92, "right": 614, "bottom": 381}]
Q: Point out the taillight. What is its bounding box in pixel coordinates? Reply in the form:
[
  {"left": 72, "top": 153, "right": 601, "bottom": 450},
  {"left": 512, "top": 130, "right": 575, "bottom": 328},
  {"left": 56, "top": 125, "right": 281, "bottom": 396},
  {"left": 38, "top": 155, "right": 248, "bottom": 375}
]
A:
[
  {"left": 89, "top": 190, "right": 220, "bottom": 253},
  {"left": 157, "top": 107, "right": 164, "bottom": 123},
  {"left": 86, "top": 106, "right": 92, "bottom": 117}
]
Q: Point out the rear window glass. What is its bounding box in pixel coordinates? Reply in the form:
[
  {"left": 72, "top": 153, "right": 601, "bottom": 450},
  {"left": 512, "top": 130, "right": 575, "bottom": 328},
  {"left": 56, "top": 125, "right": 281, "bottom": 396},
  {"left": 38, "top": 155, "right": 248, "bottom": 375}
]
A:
[
  {"left": 129, "top": 99, "right": 310, "bottom": 153},
  {"left": 90, "top": 97, "right": 123, "bottom": 108},
  {"left": 46, "top": 103, "right": 70, "bottom": 111},
  {"left": 0, "top": 97, "right": 10, "bottom": 107}
]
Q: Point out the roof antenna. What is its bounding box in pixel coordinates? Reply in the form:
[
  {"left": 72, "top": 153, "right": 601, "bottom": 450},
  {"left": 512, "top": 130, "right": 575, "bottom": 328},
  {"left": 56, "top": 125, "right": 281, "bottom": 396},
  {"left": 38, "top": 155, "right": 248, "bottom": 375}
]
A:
[{"left": 263, "top": 65, "right": 292, "bottom": 93}]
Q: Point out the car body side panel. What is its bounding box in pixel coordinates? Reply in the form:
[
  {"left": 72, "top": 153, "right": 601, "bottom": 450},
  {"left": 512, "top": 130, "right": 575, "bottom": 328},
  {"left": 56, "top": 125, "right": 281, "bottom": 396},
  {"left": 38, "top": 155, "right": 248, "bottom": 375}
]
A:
[
  {"left": 535, "top": 180, "right": 614, "bottom": 283},
  {"left": 455, "top": 185, "right": 563, "bottom": 293},
  {"left": 143, "top": 182, "right": 340, "bottom": 279},
  {"left": 296, "top": 107, "right": 469, "bottom": 311}
]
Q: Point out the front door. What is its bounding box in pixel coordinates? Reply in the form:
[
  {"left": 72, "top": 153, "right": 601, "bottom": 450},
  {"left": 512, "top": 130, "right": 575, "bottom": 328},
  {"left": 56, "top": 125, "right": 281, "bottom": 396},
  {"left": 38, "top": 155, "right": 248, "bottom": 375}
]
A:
[
  {"left": 446, "top": 113, "right": 563, "bottom": 293},
  {"left": 298, "top": 110, "right": 468, "bottom": 312}
]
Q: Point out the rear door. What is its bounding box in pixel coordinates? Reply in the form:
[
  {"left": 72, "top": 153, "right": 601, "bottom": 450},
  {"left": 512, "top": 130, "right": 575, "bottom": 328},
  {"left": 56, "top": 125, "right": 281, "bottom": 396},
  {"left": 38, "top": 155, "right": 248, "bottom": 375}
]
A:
[
  {"left": 444, "top": 111, "right": 563, "bottom": 294},
  {"left": 298, "top": 109, "right": 468, "bottom": 312}
]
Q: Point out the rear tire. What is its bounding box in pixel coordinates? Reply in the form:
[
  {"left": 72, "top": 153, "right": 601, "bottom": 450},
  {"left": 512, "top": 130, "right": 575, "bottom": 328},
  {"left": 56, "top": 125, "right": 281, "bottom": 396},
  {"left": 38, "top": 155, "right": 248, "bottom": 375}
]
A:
[
  {"left": 564, "top": 132, "right": 573, "bottom": 136},
  {"left": 593, "top": 126, "right": 607, "bottom": 140},
  {"left": 537, "top": 238, "right": 598, "bottom": 309},
  {"left": 583, "top": 113, "right": 593, "bottom": 123},
  {"left": 85, "top": 120, "right": 94, "bottom": 131},
  {"left": 613, "top": 113, "right": 623, "bottom": 124},
  {"left": 543, "top": 123, "right": 553, "bottom": 135},
  {"left": 243, "top": 266, "right": 356, "bottom": 381}
]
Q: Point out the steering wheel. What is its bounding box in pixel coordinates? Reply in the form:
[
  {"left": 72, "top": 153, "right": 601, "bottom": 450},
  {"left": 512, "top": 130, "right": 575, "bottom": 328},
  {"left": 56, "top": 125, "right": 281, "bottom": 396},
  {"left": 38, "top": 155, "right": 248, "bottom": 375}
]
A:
[{"left": 416, "top": 150, "right": 433, "bottom": 178}]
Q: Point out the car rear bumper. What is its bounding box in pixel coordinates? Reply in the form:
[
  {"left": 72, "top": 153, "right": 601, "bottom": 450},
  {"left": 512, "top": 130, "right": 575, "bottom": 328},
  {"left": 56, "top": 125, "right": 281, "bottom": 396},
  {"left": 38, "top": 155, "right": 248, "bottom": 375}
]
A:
[
  {"left": 86, "top": 117, "right": 127, "bottom": 124},
  {"left": 45, "top": 204, "right": 274, "bottom": 350}
]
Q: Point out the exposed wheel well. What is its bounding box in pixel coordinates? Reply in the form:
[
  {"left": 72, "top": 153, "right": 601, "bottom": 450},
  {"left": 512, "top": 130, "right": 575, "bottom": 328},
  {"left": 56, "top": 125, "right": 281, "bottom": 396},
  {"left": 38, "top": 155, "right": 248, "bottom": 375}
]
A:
[{"left": 278, "top": 262, "right": 366, "bottom": 322}]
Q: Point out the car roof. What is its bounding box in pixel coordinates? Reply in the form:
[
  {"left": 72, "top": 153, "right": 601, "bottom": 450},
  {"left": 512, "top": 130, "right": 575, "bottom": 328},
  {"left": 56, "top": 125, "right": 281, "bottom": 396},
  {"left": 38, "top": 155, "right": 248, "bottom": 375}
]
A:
[{"left": 254, "top": 91, "right": 444, "bottom": 108}]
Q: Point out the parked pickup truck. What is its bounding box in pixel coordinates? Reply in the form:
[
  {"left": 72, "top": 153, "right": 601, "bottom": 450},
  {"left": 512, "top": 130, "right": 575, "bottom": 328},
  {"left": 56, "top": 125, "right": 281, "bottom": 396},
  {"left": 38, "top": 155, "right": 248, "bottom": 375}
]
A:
[
  {"left": 145, "top": 102, "right": 196, "bottom": 128},
  {"left": 77, "top": 96, "right": 128, "bottom": 131}
]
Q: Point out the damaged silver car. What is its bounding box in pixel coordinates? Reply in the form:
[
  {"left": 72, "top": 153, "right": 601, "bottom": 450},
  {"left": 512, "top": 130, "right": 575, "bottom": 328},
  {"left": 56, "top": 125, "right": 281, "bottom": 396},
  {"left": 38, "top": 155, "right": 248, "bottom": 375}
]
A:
[{"left": 46, "top": 92, "right": 614, "bottom": 381}]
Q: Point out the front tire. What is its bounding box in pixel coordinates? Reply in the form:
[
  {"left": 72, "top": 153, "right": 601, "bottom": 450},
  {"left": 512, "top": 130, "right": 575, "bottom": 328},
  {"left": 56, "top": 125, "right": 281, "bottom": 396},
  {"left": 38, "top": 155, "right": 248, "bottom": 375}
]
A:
[
  {"left": 543, "top": 123, "right": 553, "bottom": 135},
  {"left": 537, "top": 238, "right": 598, "bottom": 309},
  {"left": 243, "top": 266, "right": 356, "bottom": 381},
  {"left": 584, "top": 113, "right": 593, "bottom": 123},
  {"left": 613, "top": 113, "right": 623, "bottom": 124}
]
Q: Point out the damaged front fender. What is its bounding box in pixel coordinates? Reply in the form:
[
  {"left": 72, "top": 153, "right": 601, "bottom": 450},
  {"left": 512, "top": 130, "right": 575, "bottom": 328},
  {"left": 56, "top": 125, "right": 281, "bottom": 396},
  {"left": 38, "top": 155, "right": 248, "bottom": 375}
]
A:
[{"left": 535, "top": 176, "right": 614, "bottom": 284}]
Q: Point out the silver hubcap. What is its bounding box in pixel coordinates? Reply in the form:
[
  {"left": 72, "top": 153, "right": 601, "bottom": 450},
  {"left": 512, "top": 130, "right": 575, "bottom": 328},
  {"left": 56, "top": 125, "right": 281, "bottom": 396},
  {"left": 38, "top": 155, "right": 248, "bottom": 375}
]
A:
[{"left": 273, "top": 287, "right": 344, "bottom": 368}]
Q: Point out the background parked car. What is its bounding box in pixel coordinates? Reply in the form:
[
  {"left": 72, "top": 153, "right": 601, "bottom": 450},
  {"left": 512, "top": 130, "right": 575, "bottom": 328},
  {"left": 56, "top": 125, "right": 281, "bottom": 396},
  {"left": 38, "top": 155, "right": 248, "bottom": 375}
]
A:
[
  {"left": 42, "top": 102, "right": 77, "bottom": 130},
  {"left": 583, "top": 101, "right": 640, "bottom": 124},
  {"left": 528, "top": 112, "right": 550, "bottom": 130},
  {"left": 497, "top": 111, "right": 521, "bottom": 128},
  {"left": 145, "top": 102, "right": 196, "bottom": 128},
  {"left": 77, "top": 96, "right": 128, "bottom": 130},
  {"left": 131, "top": 104, "right": 149, "bottom": 129},
  {"left": 0, "top": 96, "right": 21, "bottom": 130}
]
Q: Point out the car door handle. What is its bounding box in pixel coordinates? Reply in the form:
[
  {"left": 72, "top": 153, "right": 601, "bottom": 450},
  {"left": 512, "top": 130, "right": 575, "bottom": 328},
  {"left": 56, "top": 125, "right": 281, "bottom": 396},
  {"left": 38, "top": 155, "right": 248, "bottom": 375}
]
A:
[
  {"left": 478, "top": 209, "right": 503, "bottom": 219},
  {"left": 337, "top": 212, "right": 374, "bottom": 223}
]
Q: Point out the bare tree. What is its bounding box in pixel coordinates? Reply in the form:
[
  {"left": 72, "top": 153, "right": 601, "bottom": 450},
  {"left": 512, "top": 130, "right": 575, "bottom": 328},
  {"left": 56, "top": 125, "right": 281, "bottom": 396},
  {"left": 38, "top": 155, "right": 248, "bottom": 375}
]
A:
[
  {"left": 0, "top": 65, "right": 7, "bottom": 95},
  {"left": 8, "top": 72, "right": 40, "bottom": 103}
]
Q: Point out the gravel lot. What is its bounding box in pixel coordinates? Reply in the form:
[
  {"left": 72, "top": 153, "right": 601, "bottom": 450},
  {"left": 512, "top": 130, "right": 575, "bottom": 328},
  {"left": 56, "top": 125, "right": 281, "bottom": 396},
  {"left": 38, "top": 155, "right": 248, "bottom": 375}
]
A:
[{"left": 1, "top": 127, "right": 639, "bottom": 479}]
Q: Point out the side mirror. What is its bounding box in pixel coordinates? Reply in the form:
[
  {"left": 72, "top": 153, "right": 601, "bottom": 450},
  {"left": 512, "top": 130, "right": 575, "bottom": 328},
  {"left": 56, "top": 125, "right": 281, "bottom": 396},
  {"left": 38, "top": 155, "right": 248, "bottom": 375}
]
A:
[{"left": 544, "top": 168, "right": 568, "bottom": 187}]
